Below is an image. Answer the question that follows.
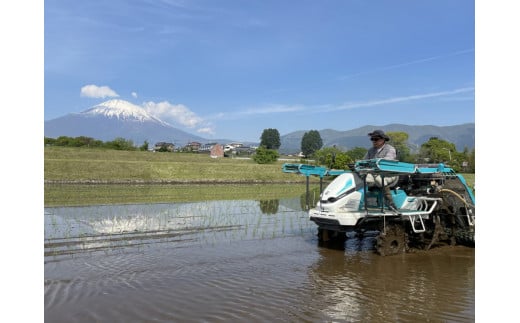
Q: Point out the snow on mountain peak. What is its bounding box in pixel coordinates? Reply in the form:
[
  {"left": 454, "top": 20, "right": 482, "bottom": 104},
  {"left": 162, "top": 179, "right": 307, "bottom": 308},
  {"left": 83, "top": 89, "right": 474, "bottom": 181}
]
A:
[{"left": 83, "top": 99, "right": 167, "bottom": 125}]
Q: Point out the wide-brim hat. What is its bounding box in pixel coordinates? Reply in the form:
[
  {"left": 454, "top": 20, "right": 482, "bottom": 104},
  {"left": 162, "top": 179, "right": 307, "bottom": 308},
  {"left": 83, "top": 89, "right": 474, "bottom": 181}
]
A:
[{"left": 368, "top": 129, "right": 390, "bottom": 141}]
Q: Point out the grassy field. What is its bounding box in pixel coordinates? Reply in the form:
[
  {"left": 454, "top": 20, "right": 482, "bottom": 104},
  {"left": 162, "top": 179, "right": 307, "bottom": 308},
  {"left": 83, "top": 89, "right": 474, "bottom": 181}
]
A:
[
  {"left": 44, "top": 147, "right": 316, "bottom": 206},
  {"left": 44, "top": 146, "right": 475, "bottom": 207},
  {"left": 45, "top": 147, "right": 307, "bottom": 183}
]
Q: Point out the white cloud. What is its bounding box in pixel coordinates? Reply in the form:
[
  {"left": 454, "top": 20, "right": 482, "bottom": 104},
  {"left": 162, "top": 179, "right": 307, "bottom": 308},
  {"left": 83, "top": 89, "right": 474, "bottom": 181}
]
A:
[
  {"left": 239, "top": 104, "right": 304, "bottom": 115},
  {"left": 330, "top": 87, "right": 475, "bottom": 112},
  {"left": 338, "top": 49, "right": 474, "bottom": 80},
  {"left": 80, "top": 85, "right": 119, "bottom": 98},
  {"left": 131, "top": 92, "right": 138, "bottom": 98},
  {"left": 203, "top": 104, "right": 303, "bottom": 122},
  {"left": 197, "top": 127, "right": 215, "bottom": 135},
  {"left": 439, "top": 96, "right": 474, "bottom": 102},
  {"left": 211, "top": 87, "right": 474, "bottom": 123},
  {"left": 143, "top": 101, "right": 203, "bottom": 128}
]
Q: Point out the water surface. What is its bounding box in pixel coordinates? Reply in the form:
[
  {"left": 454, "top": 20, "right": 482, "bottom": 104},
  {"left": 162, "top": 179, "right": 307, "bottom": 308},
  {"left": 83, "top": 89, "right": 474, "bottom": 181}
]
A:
[{"left": 45, "top": 198, "right": 474, "bottom": 322}]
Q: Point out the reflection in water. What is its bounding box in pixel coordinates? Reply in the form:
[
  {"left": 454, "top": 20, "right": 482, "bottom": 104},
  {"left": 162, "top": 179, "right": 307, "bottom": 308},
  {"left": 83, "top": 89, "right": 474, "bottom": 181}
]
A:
[
  {"left": 45, "top": 199, "right": 313, "bottom": 260},
  {"left": 300, "top": 186, "right": 321, "bottom": 210},
  {"left": 258, "top": 199, "right": 279, "bottom": 214},
  {"left": 45, "top": 198, "right": 474, "bottom": 322},
  {"left": 308, "top": 247, "right": 475, "bottom": 322}
]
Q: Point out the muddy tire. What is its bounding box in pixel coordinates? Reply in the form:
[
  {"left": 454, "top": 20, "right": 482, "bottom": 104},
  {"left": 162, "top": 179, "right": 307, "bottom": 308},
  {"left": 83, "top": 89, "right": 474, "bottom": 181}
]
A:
[
  {"left": 455, "top": 230, "right": 475, "bottom": 246},
  {"left": 444, "top": 228, "right": 475, "bottom": 247},
  {"left": 317, "top": 228, "right": 328, "bottom": 242},
  {"left": 317, "top": 229, "right": 346, "bottom": 249},
  {"left": 376, "top": 224, "right": 408, "bottom": 256}
]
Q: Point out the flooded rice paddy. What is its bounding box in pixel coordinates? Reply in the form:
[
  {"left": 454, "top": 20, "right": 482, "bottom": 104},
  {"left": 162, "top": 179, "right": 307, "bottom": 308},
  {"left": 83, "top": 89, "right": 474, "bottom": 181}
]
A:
[{"left": 45, "top": 198, "right": 474, "bottom": 322}]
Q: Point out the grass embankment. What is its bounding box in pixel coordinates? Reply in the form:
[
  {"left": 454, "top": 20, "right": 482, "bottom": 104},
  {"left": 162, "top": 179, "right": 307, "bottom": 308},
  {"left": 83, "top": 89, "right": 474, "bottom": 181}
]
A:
[{"left": 44, "top": 147, "right": 315, "bottom": 206}]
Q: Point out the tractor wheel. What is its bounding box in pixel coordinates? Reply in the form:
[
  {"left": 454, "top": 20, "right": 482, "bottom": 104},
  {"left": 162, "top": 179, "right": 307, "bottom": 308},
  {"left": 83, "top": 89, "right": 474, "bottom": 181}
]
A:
[
  {"left": 376, "top": 224, "right": 408, "bottom": 256},
  {"left": 455, "top": 229, "right": 475, "bottom": 247},
  {"left": 318, "top": 229, "right": 346, "bottom": 249}
]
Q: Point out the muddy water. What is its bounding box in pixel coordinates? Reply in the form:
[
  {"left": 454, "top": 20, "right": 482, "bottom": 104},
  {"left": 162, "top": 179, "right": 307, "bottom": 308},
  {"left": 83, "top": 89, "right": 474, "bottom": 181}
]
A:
[{"left": 45, "top": 198, "right": 474, "bottom": 322}]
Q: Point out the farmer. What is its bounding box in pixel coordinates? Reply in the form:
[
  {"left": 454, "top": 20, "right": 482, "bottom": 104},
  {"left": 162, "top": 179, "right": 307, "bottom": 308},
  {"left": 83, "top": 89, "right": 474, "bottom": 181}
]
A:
[
  {"left": 363, "top": 130, "right": 400, "bottom": 213},
  {"left": 363, "top": 129, "right": 397, "bottom": 160}
]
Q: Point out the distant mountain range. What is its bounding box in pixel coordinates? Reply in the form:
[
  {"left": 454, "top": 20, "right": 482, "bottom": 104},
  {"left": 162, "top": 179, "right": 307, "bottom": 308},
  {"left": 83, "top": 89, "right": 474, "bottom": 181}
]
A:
[
  {"left": 45, "top": 99, "right": 475, "bottom": 152},
  {"left": 279, "top": 124, "right": 475, "bottom": 154}
]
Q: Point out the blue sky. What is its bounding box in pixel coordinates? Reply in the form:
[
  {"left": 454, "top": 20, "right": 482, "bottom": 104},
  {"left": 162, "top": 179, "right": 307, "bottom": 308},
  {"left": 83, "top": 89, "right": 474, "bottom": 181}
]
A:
[{"left": 44, "top": 0, "right": 475, "bottom": 142}]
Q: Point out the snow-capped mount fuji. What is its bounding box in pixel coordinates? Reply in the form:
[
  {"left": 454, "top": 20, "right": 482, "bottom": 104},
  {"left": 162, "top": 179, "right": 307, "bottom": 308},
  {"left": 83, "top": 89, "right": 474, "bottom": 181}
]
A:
[
  {"left": 44, "top": 99, "right": 209, "bottom": 147},
  {"left": 82, "top": 99, "right": 169, "bottom": 125}
]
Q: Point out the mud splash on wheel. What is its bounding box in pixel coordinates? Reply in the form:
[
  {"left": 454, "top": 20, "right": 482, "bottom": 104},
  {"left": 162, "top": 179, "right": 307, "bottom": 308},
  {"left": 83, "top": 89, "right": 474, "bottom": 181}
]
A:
[{"left": 376, "top": 224, "right": 409, "bottom": 256}]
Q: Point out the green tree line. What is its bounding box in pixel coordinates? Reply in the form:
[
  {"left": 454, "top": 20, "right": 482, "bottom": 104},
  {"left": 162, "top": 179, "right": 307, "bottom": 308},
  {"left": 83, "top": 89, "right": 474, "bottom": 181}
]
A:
[
  {"left": 301, "top": 130, "right": 475, "bottom": 173},
  {"left": 257, "top": 128, "right": 474, "bottom": 173},
  {"left": 45, "top": 136, "right": 149, "bottom": 151}
]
